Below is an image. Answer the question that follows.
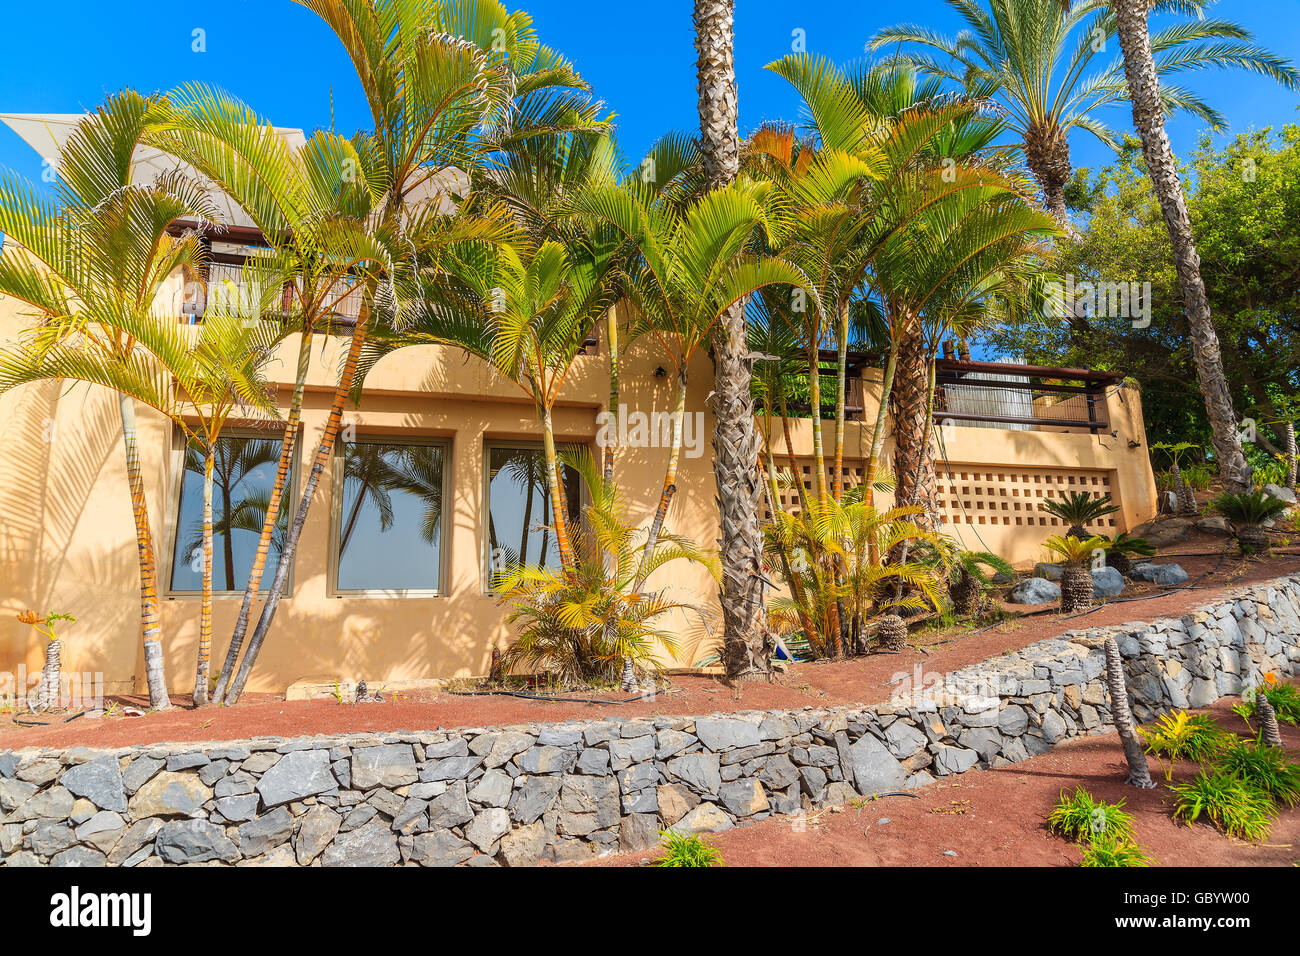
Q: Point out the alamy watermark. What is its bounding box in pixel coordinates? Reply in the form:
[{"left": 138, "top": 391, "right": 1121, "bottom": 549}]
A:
[
  {"left": 1044, "top": 274, "right": 1153, "bottom": 329},
  {"left": 596, "top": 403, "right": 706, "bottom": 458},
  {"left": 0, "top": 667, "right": 104, "bottom": 714}
]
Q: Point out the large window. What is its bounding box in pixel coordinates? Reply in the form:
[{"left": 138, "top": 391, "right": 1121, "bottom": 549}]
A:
[
  {"left": 334, "top": 439, "right": 448, "bottom": 594},
  {"left": 485, "top": 444, "right": 582, "bottom": 583},
  {"left": 169, "top": 432, "right": 293, "bottom": 593}
]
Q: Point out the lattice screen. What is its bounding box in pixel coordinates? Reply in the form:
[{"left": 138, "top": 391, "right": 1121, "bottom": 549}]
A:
[
  {"left": 764, "top": 458, "right": 866, "bottom": 519},
  {"left": 936, "top": 466, "right": 1118, "bottom": 530}
]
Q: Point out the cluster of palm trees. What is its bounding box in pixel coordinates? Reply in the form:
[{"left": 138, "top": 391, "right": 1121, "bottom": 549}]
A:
[{"left": 0, "top": 0, "right": 1291, "bottom": 703}]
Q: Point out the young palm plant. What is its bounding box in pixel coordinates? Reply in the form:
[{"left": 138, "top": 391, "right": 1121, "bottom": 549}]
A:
[
  {"left": 946, "top": 549, "right": 1015, "bottom": 617},
  {"left": 1150, "top": 441, "right": 1200, "bottom": 515},
  {"left": 1039, "top": 490, "right": 1120, "bottom": 538},
  {"left": 1102, "top": 531, "right": 1155, "bottom": 576},
  {"left": 492, "top": 451, "right": 719, "bottom": 687},
  {"left": 1043, "top": 534, "right": 1109, "bottom": 612},
  {"left": 1209, "top": 490, "right": 1290, "bottom": 554}
]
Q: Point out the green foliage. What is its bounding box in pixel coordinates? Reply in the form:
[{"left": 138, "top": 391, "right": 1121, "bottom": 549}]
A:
[
  {"left": 1079, "top": 831, "right": 1153, "bottom": 868},
  {"left": 1140, "top": 711, "right": 1232, "bottom": 780},
  {"left": 15, "top": 610, "right": 75, "bottom": 643},
  {"left": 1042, "top": 534, "right": 1108, "bottom": 567},
  {"left": 493, "top": 451, "right": 718, "bottom": 687},
  {"left": 1047, "top": 787, "right": 1135, "bottom": 843},
  {"left": 652, "top": 831, "right": 723, "bottom": 867},
  {"left": 1215, "top": 740, "right": 1300, "bottom": 808},
  {"left": 1170, "top": 770, "right": 1277, "bottom": 841},
  {"left": 1210, "top": 490, "right": 1292, "bottom": 526},
  {"left": 1242, "top": 679, "right": 1300, "bottom": 726},
  {"left": 1103, "top": 532, "right": 1156, "bottom": 559},
  {"left": 1038, "top": 491, "right": 1119, "bottom": 530}
]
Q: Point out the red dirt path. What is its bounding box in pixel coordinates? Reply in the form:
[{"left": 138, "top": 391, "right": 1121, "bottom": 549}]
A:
[
  {"left": 3, "top": 539, "right": 1297, "bottom": 753},
  {"left": 589, "top": 692, "right": 1300, "bottom": 868}
]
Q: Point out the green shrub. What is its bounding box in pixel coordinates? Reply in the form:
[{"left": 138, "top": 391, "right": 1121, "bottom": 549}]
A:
[
  {"left": 1047, "top": 787, "right": 1135, "bottom": 843},
  {"left": 652, "top": 831, "right": 724, "bottom": 867},
  {"left": 1140, "top": 711, "right": 1232, "bottom": 779},
  {"left": 1170, "top": 770, "right": 1277, "bottom": 841},
  {"left": 1079, "top": 831, "right": 1153, "bottom": 868},
  {"left": 1215, "top": 739, "right": 1300, "bottom": 808}
]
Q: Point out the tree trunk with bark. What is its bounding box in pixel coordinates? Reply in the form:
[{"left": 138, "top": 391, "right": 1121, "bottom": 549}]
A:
[
  {"left": 1257, "top": 692, "right": 1284, "bottom": 747},
  {"left": 1104, "top": 638, "right": 1156, "bottom": 789},
  {"left": 1112, "top": 0, "right": 1252, "bottom": 493},
  {"left": 36, "top": 639, "right": 61, "bottom": 712},
  {"left": 890, "top": 328, "right": 940, "bottom": 525},
  {"left": 193, "top": 446, "right": 215, "bottom": 707},
  {"left": 119, "top": 395, "right": 171, "bottom": 710},
  {"left": 1286, "top": 421, "right": 1297, "bottom": 493},
  {"left": 1023, "top": 121, "right": 1078, "bottom": 239},
  {"left": 696, "top": 0, "right": 770, "bottom": 683},
  {"left": 604, "top": 310, "right": 620, "bottom": 483}
]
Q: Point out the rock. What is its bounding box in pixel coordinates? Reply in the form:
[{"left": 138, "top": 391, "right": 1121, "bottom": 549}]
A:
[
  {"left": 1197, "top": 515, "right": 1231, "bottom": 535},
  {"left": 411, "top": 830, "right": 474, "bottom": 867},
  {"left": 50, "top": 846, "right": 107, "bottom": 867},
  {"left": 849, "top": 733, "right": 907, "bottom": 795},
  {"left": 215, "top": 794, "right": 259, "bottom": 823},
  {"left": 419, "top": 755, "right": 484, "bottom": 782},
  {"left": 575, "top": 748, "right": 612, "bottom": 775},
  {"left": 517, "top": 745, "right": 574, "bottom": 774},
  {"left": 350, "top": 745, "right": 418, "bottom": 789},
  {"left": 294, "top": 806, "right": 341, "bottom": 865},
  {"left": 1135, "top": 517, "right": 1192, "bottom": 547},
  {"left": 718, "top": 779, "right": 769, "bottom": 817},
  {"left": 321, "top": 822, "right": 400, "bottom": 867},
  {"left": 0, "top": 778, "right": 37, "bottom": 812},
  {"left": 241, "top": 844, "right": 297, "bottom": 867},
  {"left": 883, "top": 721, "right": 927, "bottom": 759},
  {"left": 1263, "top": 483, "right": 1297, "bottom": 504},
  {"left": 671, "top": 803, "right": 733, "bottom": 835},
  {"left": 128, "top": 772, "right": 211, "bottom": 819},
  {"left": 509, "top": 776, "right": 562, "bottom": 825},
  {"left": 903, "top": 771, "right": 937, "bottom": 789},
  {"left": 1008, "top": 577, "right": 1061, "bottom": 605},
  {"left": 484, "top": 731, "right": 535, "bottom": 768},
  {"left": 656, "top": 783, "right": 699, "bottom": 826},
  {"left": 237, "top": 807, "right": 294, "bottom": 857},
  {"left": 1129, "top": 562, "right": 1189, "bottom": 586},
  {"left": 16, "top": 758, "right": 62, "bottom": 785},
  {"left": 693, "top": 718, "right": 761, "bottom": 751},
  {"left": 1034, "top": 562, "right": 1064, "bottom": 581},
  {"left": 256, "top": 750, "right": 336, "bottom": 807},
  {"left": 155, "top": 820, "right": 239, "bottom": 864},
  {"left": 467, "top": 769, "right": 513, "bottom": 807},
  {"left": 427, "top": 781, "right": 474, "bottom": 829},
  {"left": 463, "top": 808, "right": 511, "bottom": 852},
  {"left": 1039, "top": 709, "right": 1068, "bottom": 744},
  {"left": 1091, "top": 566, "right": 1125, "bottom": 599},
  {"left": 665, "top": 752, "right": 721, "bottom": 796},
  {"left": 498, "top": 821, "right": 547, "bottom": 867},
  {"left": 107, "top": 819, "right": 162, "bottom": 865},
  {"left": 619, "top": 813, "right": 663, "bottom": 853},
  {"left": 558, "top": 775, "right": 621, "bottom": 829},
  {"left": 998, "top": 704, "right": 1029, "bottom": 736},
  {"left": 166, "top": 752, "right": 209, "bottom": 771},
  {"left": 59, "top": 756, "right": 127, "bottom": 813},
  {"left": 654, "top": 730, "right": 695, "bottom": 759},
  {"left": 31, "top": 821, "right": 77, "bottom": 857},
  {"left": 74, "top": 810, "right": 125, "bottom": 852},
  {"left": 932, "top": 746, "right": 979, "bottom": 775},
  {"left": 8, "top": 785, "right": 74, "bottom": 822},
  {"left": 758, "top": 754, "right": 800, "bottom": 790}
]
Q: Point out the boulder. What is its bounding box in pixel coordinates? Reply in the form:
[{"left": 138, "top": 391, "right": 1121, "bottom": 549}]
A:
[
  {"left": 1129, "top": 562, "right": 1189, "bottom": 586},
  {"left": 1091, "top": 566, "right": 1126, "bottom": 599},
  {"left": 154, "top": 820, "right": 239, "bottom": 864},
  {"left": 130, "top": 773, "right": 211, "bottom": 819},
  {"left": 1196, "top": 515, "right": 1231, "bottom": 535},
  {"left": 849, "top": 733, "right": 907, "bottom": 795},
  {"left": 1034, "top": 562, "right": 1064, "bottom": 582},
  {"left": 1008, "top": 577, "right": 1061, "bottom": 605},
  {"left": 321, "top": 822, "right": 400, "bottom": 867},
  {"left": 1263, "top": 483, "right": 1297, "bottom": 505},
  {"left": 255, "top": 750, "right": 336, "bottom": 807},
  {"left": 670, "top": 802, "right": 733, "bottom": 835},
  {"left": 59, "top": 756, "right": 127, "bottom": 813},
  {"left": 1132, "top": 517, "right": 1192, "bottom": 547}
]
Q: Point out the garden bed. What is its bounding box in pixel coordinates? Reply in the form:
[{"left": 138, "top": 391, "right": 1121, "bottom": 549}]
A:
[
  {"left": 590, "top": 690, "right": 1300, "bottom": 868},
  {"left": 3, "top": 540, "right": 1297, "bottom": 753}
]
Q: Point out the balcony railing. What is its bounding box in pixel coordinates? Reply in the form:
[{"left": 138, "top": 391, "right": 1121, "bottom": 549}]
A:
[{"left": 934, "top": 359, "right": 1125, "bottom": 434}]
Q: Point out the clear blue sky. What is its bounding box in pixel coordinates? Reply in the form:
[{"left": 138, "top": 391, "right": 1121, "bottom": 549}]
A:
[{"left": 1, "top": 0, "right": 1298, "bottom": 188}]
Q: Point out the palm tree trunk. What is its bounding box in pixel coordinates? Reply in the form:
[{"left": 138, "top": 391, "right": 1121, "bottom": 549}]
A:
[
  {"left": 1257, "top": 692, "right": 1284, "bottom": 747},
  {"left": 603, "top": 310, "right": 620, "bottom": 483},
  {"left": 37, "top": 639, "right": 61, "bottom": 712},
  {"left": 193, "top": 445, "right": 215, "bottom": 707},
  {"left": 213, "top": 327, "right": 311, "bottom": 703},
  {"left": 1285, "top": 421, "right": 1296, "bottom": 493},
  {"left": 831, "top": 303, "right": 850, "bottom": 501},
  {"left": 637, "top": 372, "right": 687, "bottom": 583},
  {"left": 864, "top": 337, "right": 899, "bottom": 511},
  {"left": 806, "top": 346, "right": 829, "bottom": 503},
  {"left": 1111, "top": 0, "right": 1251, "bottom": 494},
  {"left": 777, "top": 385, "right": 808, "bottom": 513},
  {"left": 119, "top": 394, "right": 171, "bottom": 711},
  {"left": 1103, "top": 637, "right": 1156, "bottom": 789},
  {"left": 540, "top": 407, "right": 575, "bottom": 574},
  {"left": 224, "top": 317, "right": 368, "bottom": 705},
  {"left": 1023, "top": 122, "right": 1078, "bottom": 239},
  {"left": 696, "top": 0, "right": 770, "bottom": 683},
  {"left": 219, "top": 462, "right": 235, "bottom": 592},
  {"left": 891, "top": 328, "right": 939, "bottom": 525}
]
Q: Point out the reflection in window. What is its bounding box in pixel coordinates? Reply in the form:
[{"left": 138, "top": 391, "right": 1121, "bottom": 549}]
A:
[
  {"left": 171, "top": 434, "right": 291, "bottom": 592},
  {"left": 487, "top": 445, "right": 581, "bottom": 576},
  {"left": 336, "top": 440, "right": 447, "bottom": 592}
]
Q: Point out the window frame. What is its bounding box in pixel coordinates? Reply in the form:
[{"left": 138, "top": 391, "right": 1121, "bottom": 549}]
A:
[
  {"left": 481, "top": 439, "right": 587, "bottom": 595},
  {"left": 327, "top": 433, "right": 452, "bottom": 599},
  {"left": 163, "top": 423, "right": 302, "bottom": 600}
]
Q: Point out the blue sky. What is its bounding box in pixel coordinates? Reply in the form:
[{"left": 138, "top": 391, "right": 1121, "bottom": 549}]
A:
[{"left": 1, "top": 0, "right": 1298, "bottom": 187}]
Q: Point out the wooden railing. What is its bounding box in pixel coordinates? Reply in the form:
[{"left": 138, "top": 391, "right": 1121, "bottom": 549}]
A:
[{"left": 934, "top": 359, "right": 1125, "bottom": 434}]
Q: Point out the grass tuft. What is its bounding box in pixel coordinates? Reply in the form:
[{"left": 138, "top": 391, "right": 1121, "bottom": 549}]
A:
[
  {"left": 652, "top": 830, "right": 724, "bottom": 867},
  {"left": 1170, "top": 769, "right": 1277, "bottom": 842}
]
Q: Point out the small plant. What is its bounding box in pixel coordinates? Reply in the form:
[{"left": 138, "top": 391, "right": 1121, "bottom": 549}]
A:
[
  {"left": 652, "top": 830, "right": 724, "bottom": 867},
  {"left": 1140, "top": 711, "right": 1232, "bottom": 780},
  {"left": 1042, "top": 535, "right": 1108, "bottom": 613},
  {"left": 1170, "top": 769, "right": 1277, "bottom": 841},
  {"left": 1079, "top": 830, "right": 1154, "bottom": 867},
  {"left": 16, "top": 610, "right": 75, "bottom": 712},
  {"left": 946, "top": 549, "right": 1015, "bottom": 616},
  {"left": 1038, "top": 491, "right": 1119, "bottom": 538},
  {"left": 1215, "top": 739, "right": 1300, "bottom": 808},
  {"left": 1047, "top": 787, "right": 1135, "bottom": 843},
  {"left": 1101, "top": 532, "right": 1156, "bottom": 576},
  {"left": 1209, "top": 490, "right": 1291, "bottom": 554},
  {"left": 1151, "top": 441, "right": 1203, "bottom": 514}
]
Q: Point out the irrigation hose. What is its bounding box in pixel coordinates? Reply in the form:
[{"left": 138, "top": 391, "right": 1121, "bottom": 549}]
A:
[{"left": 448, "top": 679, "right": 676, "bottom": 706}]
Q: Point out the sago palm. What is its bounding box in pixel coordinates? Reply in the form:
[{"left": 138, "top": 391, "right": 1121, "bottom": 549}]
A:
[
  {"left": 1039, "top": 490, "right": 1120, "bottom": 538},
  {"left": 1043, "top": 533, "right": 1108, "bottom": 612}
]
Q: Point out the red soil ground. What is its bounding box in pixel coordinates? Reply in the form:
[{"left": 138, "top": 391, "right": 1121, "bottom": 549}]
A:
[
  {"left": 590, "top": 691, "right": 1300, "bottom": 868},
  {"left": 2, "top": 534, "right": 1297, "bottom": 753}
]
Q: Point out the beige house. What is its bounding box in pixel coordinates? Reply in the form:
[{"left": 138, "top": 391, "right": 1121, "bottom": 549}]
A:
[{"left": 0, "top": 116, "right": 1159, "bottom": 698}]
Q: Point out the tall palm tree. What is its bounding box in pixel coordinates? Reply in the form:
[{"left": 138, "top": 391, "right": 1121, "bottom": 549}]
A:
[
  {"left": 694, "top": 0, "right": 771, "bottom": 683},
  {"left": 223, "top": 0, "right": 598, "bottom": 704},
  {"left": 1110, "top": 0, "right": 1252, "bottom": 493},
  {"left": 873, "top": 0, "right": 1300, "bottom": 236},
  {"left": 0, "top": 91, "right": 222, "bottom": 709},
  {"left": 150, "top": 85, "right": 397, "bottom": 703}
]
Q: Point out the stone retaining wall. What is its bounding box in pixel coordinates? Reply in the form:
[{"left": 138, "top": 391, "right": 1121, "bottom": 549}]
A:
[{"left": 4, "top": 575, "right": 1299, "bottom": 867}]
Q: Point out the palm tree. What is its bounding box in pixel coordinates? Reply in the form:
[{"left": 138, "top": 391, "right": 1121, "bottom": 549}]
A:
[
  {"left": 223, "top": 0, "right": 598, "bottom": 704},
  {"left": 1103, "top": 637, "right": 1156, "bottom": 788},
  {"left": 0, "top": 91, "right": 223, "bottom": 709},
  {"left": 150, "top": 85, "right": 396, "bottom": 703},
  {"left": 1039, "top": 489, "right": 1120, "bottom": 538},
  {"left": 694, "top": 0, "right": 771, "bottom": 683},
  {"left": 1110, "top": 0, "right": 1254, "bottom": 493},
  {"left": 873, "top": 0, "right": 1300, "bottom": 236},
  {"left": 1151, "top": 440, "right": 1200, "bottom": 515},
  {"left": 1043, "top": 533, "right": 1108, "bottom": 613}
]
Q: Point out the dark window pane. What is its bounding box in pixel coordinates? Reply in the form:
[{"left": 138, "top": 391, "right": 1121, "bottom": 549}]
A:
[
  {"left": 487, "top": 446, "right": 581, "bottom": 574},
  {"left": 171, "top": 434, "right": 290, "bottom": 591},
  {"left": 336, "top": 441, "right": 446, "bottom": 591}
]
